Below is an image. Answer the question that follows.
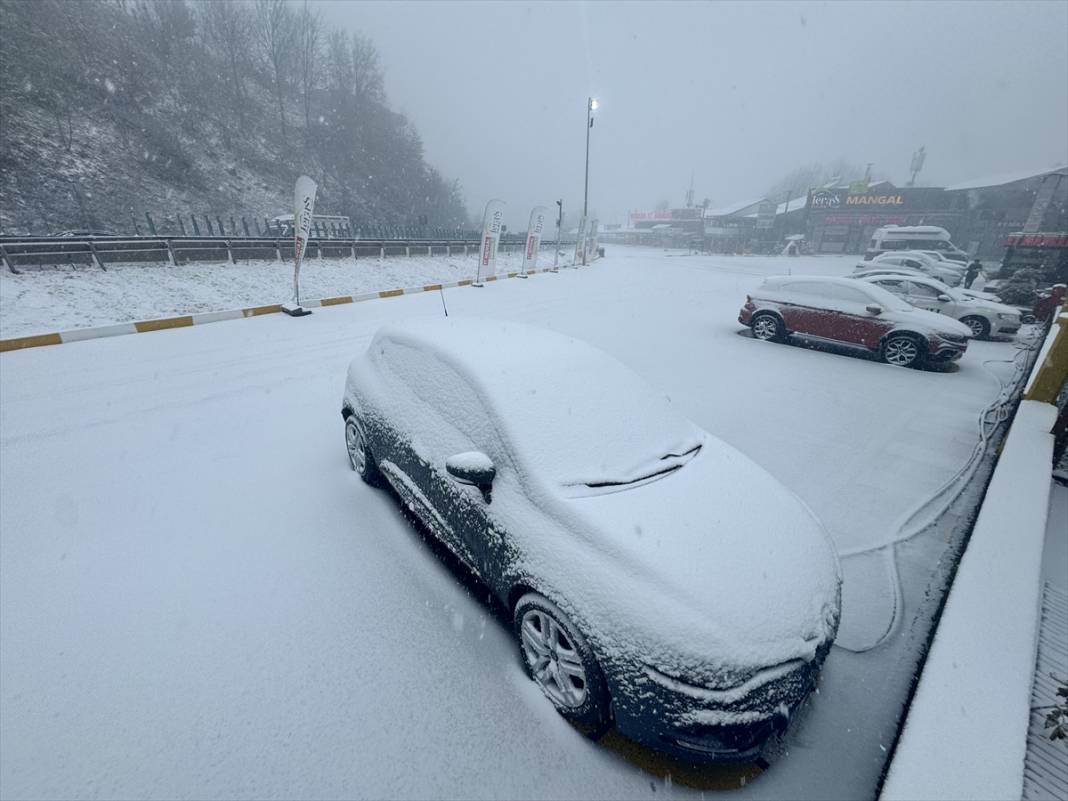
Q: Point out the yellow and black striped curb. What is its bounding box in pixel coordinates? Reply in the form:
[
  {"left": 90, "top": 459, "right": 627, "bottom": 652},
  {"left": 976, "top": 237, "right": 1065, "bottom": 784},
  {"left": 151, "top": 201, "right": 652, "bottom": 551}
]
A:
[{"left": 0, "top": 263, "right": 592, "bottom": 353}]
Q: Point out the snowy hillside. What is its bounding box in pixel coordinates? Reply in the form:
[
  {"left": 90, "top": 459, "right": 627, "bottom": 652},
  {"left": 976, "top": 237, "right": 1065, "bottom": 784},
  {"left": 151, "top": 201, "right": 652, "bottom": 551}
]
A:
[{"left": 0, "top": 0, "right": 467, "bottom": 235}]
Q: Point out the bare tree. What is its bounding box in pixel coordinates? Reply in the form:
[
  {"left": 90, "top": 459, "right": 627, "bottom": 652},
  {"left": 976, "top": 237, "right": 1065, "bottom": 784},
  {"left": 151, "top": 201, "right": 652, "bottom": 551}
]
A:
[
  {"left": 297, "top": 1, "right": 321, "bottom": 139},
  {"left": 200, "top": 0, "right": 254, "bottom": 129},
  {"left": 254, "top": 0, "right": 296, "bottom": 143},
  {"left": 350, "top": 33, "right": 384, "bottom": 105},
  {"left": 325, "top": 30, "right": 352, "bottom": 94}
]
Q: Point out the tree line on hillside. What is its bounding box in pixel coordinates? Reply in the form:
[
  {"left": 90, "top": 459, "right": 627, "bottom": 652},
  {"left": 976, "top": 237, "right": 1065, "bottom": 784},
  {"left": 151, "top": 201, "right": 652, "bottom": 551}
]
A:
[{"left": 0, "top": 0, "right": 468, "bottom": 231}]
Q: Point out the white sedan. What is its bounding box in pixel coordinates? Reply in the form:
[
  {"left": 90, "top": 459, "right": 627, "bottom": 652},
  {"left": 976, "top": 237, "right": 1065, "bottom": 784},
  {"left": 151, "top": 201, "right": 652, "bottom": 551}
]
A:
[
  {"left": 856, "top": 273, "right": 1022, "bottom": 338},
  {"left": 869, "top": 252, "right": 965, "bottom": 285}
]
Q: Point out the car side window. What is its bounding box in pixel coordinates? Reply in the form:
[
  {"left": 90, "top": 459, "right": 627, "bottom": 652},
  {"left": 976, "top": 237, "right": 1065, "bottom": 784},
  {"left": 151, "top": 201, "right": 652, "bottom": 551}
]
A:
[
  {"left": 902, "top": 259, "right": 923, "bottom": 269},
  {"left": 379, "top": 342, "right": 502, "bottom": 460},
  {"left": 875, "top": 279, "right": 906, "bottom": 294},
  {"left": 907, "top": 282, "right": 941, "bottom": 299},
  {"left": 781, "top": 281, "right": 827, "bottom": 296},
  {"left": 830, "top": 285, "right": 873, "bottom": 305}
]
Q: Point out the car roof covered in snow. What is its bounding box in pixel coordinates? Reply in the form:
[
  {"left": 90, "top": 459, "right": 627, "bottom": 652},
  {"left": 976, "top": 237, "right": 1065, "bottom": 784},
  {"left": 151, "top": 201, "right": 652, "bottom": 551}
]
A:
[
  {"left": 369, "top": 318, "right": 700, "bottom": 486},
  {"left": 760, "top": 275, "right": 913, "bottom": 310}
]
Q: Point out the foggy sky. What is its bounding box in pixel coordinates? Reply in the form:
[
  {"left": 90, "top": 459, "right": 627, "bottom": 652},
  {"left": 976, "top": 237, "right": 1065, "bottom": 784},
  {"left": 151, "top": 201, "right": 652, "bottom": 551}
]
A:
[{"left": 315, "top": 0, "right": 1068, "bottom": 228}]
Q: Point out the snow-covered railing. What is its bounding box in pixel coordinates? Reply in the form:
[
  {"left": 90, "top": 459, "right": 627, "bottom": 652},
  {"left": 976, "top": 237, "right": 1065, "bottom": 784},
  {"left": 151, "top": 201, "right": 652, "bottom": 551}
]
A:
[
  {"left": 881, "top": 313, "right": 1065, "bottom": 801},
  {"left": 0, "top": 236, "right": 578, "bottom": 273}
]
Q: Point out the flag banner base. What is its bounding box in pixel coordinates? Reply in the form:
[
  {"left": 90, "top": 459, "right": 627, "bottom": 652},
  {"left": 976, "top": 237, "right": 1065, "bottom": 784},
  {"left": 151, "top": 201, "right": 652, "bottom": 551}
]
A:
[
  {"left": 517, "top": 274, "right": 528, "bottom": 279},
  {"left": 471, "top": 282, "right": 485, "bottom": 288},
  {"left": 282, "top": 303, "right": 312, "bottom": 317}
]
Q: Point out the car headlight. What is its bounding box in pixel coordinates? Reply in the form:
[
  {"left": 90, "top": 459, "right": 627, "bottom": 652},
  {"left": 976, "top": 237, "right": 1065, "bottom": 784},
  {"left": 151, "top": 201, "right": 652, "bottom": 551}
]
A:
[{"left": 997, "top": 313, "right": 1017, "bottom": 320}]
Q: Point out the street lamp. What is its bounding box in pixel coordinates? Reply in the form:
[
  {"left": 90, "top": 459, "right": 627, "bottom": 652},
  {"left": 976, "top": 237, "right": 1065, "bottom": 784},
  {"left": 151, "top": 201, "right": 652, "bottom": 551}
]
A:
[{"left": 583, "top": 96, "right": 598, "bottom": 265}]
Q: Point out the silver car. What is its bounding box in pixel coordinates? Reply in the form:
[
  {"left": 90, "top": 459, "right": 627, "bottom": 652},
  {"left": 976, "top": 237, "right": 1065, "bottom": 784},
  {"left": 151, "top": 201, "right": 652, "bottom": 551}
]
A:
[{"left": 856, "top": 273, "right": 1021, "bottom": 338}]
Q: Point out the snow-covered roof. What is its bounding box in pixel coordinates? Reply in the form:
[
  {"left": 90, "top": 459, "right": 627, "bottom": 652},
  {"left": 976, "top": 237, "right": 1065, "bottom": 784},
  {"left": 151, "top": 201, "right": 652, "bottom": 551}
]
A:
[
  {"left": 944, "top": 164, "right": 1067, "bottom": 192},
  {"left": 743, "top": 194, "right": 808, "bottom": 219},
  {"left": 704, "top": 199, "right": 764, "bottom": 218}
]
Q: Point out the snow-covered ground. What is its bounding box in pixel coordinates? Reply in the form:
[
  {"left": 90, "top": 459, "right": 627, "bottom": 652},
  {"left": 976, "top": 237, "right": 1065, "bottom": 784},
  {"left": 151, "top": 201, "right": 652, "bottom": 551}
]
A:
[
  {"left": 0, "top": 249, "right": 550, "bottom": 338},
  {"left": 0, "top": 248, "right": 1025, "bottom": 799}
]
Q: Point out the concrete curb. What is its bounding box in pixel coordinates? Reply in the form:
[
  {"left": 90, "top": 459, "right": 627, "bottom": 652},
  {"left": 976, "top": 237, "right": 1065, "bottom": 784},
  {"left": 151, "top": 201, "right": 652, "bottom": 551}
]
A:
[{"left": 0, "top": 264, "right": 583, "bottom": 353}]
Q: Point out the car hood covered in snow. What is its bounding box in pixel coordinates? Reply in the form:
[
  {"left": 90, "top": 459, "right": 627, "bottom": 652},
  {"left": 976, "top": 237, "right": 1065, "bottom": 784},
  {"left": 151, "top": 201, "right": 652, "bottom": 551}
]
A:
[{"left": 549, "top": 436, "right": 841, "bottom": 677}]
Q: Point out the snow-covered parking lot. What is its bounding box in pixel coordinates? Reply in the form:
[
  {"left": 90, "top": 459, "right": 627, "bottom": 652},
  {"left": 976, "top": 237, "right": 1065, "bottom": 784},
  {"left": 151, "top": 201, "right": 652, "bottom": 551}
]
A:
[{"left": 0, "top": 248, "right": 1027, "bottom": 799}]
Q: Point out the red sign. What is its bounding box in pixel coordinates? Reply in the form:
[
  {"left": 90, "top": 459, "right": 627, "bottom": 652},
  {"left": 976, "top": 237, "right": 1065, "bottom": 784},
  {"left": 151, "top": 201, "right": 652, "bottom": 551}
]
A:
[
  {"left": 1005, "top": 232, "right": 1068, "bottom": 248},
  {"left": 629, "top": 210, "right": 674, "bottom": 223}
]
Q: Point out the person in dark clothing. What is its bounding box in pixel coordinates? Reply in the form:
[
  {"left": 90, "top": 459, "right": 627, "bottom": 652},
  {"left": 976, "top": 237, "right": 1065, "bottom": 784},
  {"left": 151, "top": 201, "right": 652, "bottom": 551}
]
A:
[{"left": 964, "top": 259, "right": 982, "bottom": 289}]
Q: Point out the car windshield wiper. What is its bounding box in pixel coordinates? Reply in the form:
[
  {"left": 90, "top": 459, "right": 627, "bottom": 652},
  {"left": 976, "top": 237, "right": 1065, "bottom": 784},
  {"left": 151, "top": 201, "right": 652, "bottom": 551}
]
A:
[{"left": 563, "top": 444, "right": 702, "bottom": 495}]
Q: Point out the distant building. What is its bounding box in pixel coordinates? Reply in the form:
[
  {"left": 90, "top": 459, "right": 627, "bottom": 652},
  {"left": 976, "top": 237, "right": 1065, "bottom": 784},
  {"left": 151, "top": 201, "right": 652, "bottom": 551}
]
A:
[
  {"left": 802, "top": 166, "right": 1066, "bottom": 257},
  {"left": 944, "top": 166, "right": 1067, "bottom": 259},
  {"left": 803, "top": 181, "right": 962, "bottom": 255},
  {"left": 614, "top": 208, "right": 704, "bottom": 246}
]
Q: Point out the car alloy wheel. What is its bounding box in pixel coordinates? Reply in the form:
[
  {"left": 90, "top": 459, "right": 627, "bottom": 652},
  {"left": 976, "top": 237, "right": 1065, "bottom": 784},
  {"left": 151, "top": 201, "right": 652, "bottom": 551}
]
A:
[
  {"left": 344, "top": 415, "right": 383, "bottom": 485},
  {"left": 882, "top": 335, "right": 920, "bottom": 367},
  {"left": 345, "top": 417, "right": 367, "bottom": 474},
  {"left": 961, "top": 315, "right": 989, "bottom": 339},
  {"left": 520, "top": 608, "right": 589, "bottom": 708},
  {"left": 513, "top": 592, "right": 611, "bottom": 737},
  {"left": 751, "top": 313, "right": 783, "bottom": 342}
]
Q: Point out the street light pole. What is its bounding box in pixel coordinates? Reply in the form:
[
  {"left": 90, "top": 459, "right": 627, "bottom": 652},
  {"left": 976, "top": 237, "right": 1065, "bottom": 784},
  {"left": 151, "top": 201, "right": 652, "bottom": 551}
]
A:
[
  {"left": 582, "top": 96, "right": 598, "bottom": 266},
  {"left": 553, "top": 199, "right": 562, "bottom": 272}
]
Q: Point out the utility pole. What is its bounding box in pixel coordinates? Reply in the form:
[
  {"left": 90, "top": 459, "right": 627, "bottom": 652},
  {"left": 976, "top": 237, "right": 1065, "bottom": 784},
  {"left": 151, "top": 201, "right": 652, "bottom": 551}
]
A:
[
  {"left": 686, "top": 172, "right": 695, "bottom": 208},
  {"left": 781, "top": 190, "right": 793, "bottom": 240},
  {"left": 582, "top": 97, "right": 598, "bottom": 266},
  {"left": 553, "top": 199, "right": 562, "bottom": 271},
  {"left": 908, "top": 146, "right": 926, "bottom": 187}
]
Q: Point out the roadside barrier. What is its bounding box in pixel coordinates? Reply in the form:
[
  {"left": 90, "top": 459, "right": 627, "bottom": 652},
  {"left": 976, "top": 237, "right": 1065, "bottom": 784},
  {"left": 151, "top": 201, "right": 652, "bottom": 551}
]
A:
[
  {"left": 0, "top": 259, "right": 598, "bottom": 353},
  {"left": 0, "top": 235, "right": 577, "bottom": 272}
]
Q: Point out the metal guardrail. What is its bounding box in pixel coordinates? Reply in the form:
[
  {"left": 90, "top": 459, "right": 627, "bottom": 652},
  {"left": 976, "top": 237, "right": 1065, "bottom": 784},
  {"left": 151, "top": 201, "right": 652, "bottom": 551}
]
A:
[{"left": 0, "top": 235, "right": 578, "bottom": 273}]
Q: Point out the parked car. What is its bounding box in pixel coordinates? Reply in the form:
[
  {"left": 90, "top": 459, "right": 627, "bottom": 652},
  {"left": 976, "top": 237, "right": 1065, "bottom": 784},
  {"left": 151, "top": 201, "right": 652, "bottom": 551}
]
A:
[
  {"left": 864, "top": 224, "right": 969, "bottom": 261},
  {"left": 869, "top": 252, "right": 965, "bottom": 285},
  {"left": 852, "top": 265, "right": 929, "bottom": 281},
  {"left": 342, "top": 318, "right": 841, "bottom": 761},
  {"left": 739, "top": 276, "right": 973, "bottom": 367},
  {"left": 916, "top": 249, "right": 971, "bottom": 266},
  {"left": 855, "top": 274, "right": 1022, "bottom": 338}
]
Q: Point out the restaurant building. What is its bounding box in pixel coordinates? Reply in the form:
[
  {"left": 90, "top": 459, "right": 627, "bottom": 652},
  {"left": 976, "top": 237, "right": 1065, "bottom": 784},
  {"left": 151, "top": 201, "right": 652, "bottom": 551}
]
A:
[{"left": 803, "top": 182, "right": 964, "bottom": 255}]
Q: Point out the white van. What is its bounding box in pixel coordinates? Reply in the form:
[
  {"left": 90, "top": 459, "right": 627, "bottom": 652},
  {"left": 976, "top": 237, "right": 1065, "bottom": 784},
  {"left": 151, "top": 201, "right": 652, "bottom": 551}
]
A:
[{"left": 864, "top": 225, "right": 968, "bottom": 261}]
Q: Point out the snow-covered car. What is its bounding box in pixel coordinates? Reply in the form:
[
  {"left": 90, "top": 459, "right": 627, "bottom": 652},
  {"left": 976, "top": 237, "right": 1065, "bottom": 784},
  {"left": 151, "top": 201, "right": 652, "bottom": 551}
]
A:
[
  {"left": 852, "top": 265, "right": 929, "bottom": 281},
  {"left": 856, "top": 274, "right": 1022, "bottom": 338},
  {"left": 869, "top": 252, "right": 965, "bottom": 285},
  {"left": 739, "top": 276, "right": 973, "bottom": 367},
  {"left": 341, "top": 318, "right": 841, "bottom": 761},
  {"left": 916, "top": 249, "right": 970, "bottom": 266}
]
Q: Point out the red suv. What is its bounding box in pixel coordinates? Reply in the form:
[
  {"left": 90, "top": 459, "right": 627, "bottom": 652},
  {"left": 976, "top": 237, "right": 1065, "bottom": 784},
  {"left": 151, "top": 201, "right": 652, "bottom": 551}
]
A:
[{"left": 738, "top": 276, "right": 972, "bottom": 368}]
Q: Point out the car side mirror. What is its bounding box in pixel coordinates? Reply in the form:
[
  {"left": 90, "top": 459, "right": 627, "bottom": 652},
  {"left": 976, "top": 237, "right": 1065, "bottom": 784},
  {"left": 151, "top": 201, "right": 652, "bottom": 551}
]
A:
[
  {"left": 937, "top": 294, "right": 952, "bottom": 302},
  {"left": 865, "top": 304, "right": 883, "bottom": 315},
  {"left": 446, "top": 451, "right": 496, "bottom": 503}
]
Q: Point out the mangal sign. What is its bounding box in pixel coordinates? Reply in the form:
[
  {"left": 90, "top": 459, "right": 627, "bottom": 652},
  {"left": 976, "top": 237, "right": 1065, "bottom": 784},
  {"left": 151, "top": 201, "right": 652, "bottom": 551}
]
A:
[{"left": 808, "top": 186, "right": 950, "bottom": 212}]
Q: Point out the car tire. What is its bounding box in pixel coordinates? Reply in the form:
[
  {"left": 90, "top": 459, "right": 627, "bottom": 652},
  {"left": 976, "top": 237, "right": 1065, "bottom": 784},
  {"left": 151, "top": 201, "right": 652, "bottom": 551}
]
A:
[
  {"left": 751, "top": 312, "right": 786, "bottom": 343},
  {"left": 514, "top": 592, "right": 612, "bottom": 738},
  {"left": 344, "top": 414, "right": 383, "bottom": 486},
  {"left": 880, "top": 333, "right": 924, "bottom": 368},
  {"left": 960, "top": 315, "right": 990, "bottom": 339}
]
